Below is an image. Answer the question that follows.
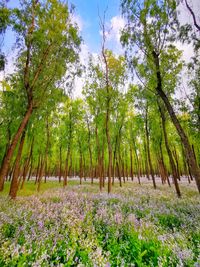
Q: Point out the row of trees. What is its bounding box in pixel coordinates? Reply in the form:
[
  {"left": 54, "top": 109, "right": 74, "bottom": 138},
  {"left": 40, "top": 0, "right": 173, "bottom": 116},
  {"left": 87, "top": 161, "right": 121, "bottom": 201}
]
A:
[{"left": 0, "top": 0, "right": 199, "bottom": 199}]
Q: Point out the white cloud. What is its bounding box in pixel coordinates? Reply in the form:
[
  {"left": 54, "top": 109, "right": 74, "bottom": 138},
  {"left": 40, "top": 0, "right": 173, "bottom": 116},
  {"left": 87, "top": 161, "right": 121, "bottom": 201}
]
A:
[
  {"left": 99, "top": 16, "right": 125, "bottom": 41},
  {"left": 110, "top": 16, "right": 125, "bottom": 43},
  {"left": 175, "top": 41, "right": 194, "bottom": 63},
  {"left": 73, "top": 44, "right": 99, "bottom": 98},
  {"left": 0, "top": 54, "right": 15, "bottom": 82},
  {"left": 73, "top": 76, "right": 84, "bottom": 98},
  {"left": 72, "top": 14, "right": 84, "bottom": 32},
  {"left": 99, "top": 15, "right": 125, "bottom": 54},
  {"left": 79, "top": 43, "right": 90, "bottom": 64}
]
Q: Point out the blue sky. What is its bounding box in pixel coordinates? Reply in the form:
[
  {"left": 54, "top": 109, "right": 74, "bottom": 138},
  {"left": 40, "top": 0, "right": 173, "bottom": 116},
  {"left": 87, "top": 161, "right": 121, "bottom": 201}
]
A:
[{"left": 71, "top": 0, "right": 121, "bottom": 53}]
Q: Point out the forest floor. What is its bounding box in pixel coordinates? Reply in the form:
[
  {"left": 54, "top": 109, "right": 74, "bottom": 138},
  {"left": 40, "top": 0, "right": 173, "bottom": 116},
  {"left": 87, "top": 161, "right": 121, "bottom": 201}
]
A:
[{"left": 0, "top": 178, "right": 199, "bottom": 266}]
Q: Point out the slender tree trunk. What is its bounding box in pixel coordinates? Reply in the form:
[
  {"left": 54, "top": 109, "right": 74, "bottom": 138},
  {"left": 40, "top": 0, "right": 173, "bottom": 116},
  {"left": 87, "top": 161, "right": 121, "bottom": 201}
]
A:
[
  {"left": 102, "top": 145, "right": 105, "bottom": 188},
  {"left": 153, "top": 51, "right": 200, "bottom": 193},
  {"left": 133, "top": 139, "right": 141, "bottom": 184},
  {"left": 8, "top": 163, "right": 14, "bottom": 182},
  {"left": 9, "top": 130, "right": 26, "bottom": 199},
  {"left": 63, "top": 149, "right": 70, "bottom": 187},
  {"left": 83, "top": 155, "right": 86, "bottom": 181},
  {"left": 64, "top": 116, "right": 72, "bottom": 187},
  {"left": 144, "top": 138, "right": 150, "bottom": 180},
  {"left": 27, "top": 159, "right": 33, "bottom": 181},
  {"left": 102, "top": 38, "right": 112, "bottom": 194},
  {"left": 181, "top": 145, "right": 191, "bottom": 183},
  {"left": 87, "top": 117, "right": 93, "bottom": 184},
  {"left": 2, "top": 124, "right": 12, "bottom": 183},
  {"left": 44, "top": 115, "right": 50, "bottom": 183},
  {"left": 37, "top": 157, "right": 44, "bottom": 192},
  {"left": 0, "top": 103, "right": 33, "bottom": 191},
  {"left": 145, "top": 105, "right": 156, "bottom": 189},
  {"left": 21, "top": 138, "right": 34, "bottom": 190},
  {"left": 130, "top": 147, "right": 134, "bottom": 181},
  {"left": 35, "top": 156, "right": 40, "bottom": 184},
  {"left": 78, "top": 139, "right": 83, "bottom": 185},
  {"left": 112, "top": 137, "right": 118, "bottom": 186},
  {"left": 173, "top": 148, "right": 181, "bottom": 181},
  {"left": 122, "top": 158, "right": 126, "bottom": 183},
  {"left": 106, "top": 106, "right": 112, "bottom": 193},
  {"left": 158, "top": 102, "right": 181, "bottom": 197},
  {"left": 160, "top": 142, "right": 171, "bottom": 187},
  {"left": 59, "top": 146, "right": 62, "bottom": 183},
  {"left": 79, "top": 154, "right": 83, "bottom": 185},
  {"left": 116, "top": 159, "right": 122, "bottom": 187}
]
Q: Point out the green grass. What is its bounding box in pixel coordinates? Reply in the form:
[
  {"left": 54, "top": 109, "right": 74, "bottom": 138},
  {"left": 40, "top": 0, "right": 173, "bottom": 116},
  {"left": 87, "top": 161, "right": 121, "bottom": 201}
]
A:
[{"left": 0, "top": 179, "right": 81, "bottom": 197}]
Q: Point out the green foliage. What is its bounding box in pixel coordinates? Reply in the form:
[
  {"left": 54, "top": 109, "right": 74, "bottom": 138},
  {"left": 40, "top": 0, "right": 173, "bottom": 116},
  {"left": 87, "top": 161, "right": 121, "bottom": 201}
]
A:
[
  {"left": 2, "top": 223, "right": 16, "bottom": 238},
  {"left": 157, "top": 214, "right": 183, "bottom": 230}
]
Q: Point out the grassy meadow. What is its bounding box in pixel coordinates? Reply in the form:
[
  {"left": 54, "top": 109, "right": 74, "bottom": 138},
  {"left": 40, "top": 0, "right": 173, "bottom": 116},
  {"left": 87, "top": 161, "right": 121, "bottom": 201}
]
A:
[{"left": 0, "top": 178, "right": 199, "bottom": 266}]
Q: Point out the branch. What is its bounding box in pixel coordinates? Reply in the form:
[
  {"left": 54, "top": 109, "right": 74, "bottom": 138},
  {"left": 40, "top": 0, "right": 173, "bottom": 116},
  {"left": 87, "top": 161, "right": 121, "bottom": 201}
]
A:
[
  {"left": 185, "top": 0, "right": 200, "bottom": 32},
  {"left": 24, "top": 0, "right": 38, "bottom": 90},
  {"left": 135, "top": 68, "right": 156, "bottom": 96},
  {"left": 29, "top": 44, "right": 52, "bottom": 92}
]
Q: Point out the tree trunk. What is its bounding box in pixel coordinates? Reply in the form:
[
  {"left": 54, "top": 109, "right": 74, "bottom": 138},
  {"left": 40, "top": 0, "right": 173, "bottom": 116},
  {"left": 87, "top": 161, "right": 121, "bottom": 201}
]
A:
[
  {"left": 172, "top": 148, "right": 181, "bottom": 181},
  {"left": 159, "top": 141, "right": 171, "bottom": 187},
  {"left": 63, "top": 115, "right": 72, "bottom": 187},
  {"left": 63, "top": 149, "right": 70, "bottom": 187},
  {"left": 153, "top": 51, "right": 200, "bottom": 193},
  {"left": 0, "top": 103, "right": 33, "bottom": 191},
  {"left": 78, "top": 139, "right": 83, "bottom": 185},
  {"left": 145, "top": 105, "right": 156, "bottom": 189},
  {"left": 116, "top": 159, "right": 122, "bottom": 187},
  {"left": 106, "top": 107, "right": 112, "bottom": 193},
  {"left": 144, "top": 138, "right": 150, "bottom": 180},
  {"left": 37, "top": 157, "right": 44, "bottom": 192},
  {"left": 9, "top": 129, "right": 26, "bottom": 199},
  {"left": 87, "top": 117, "right": 93, "bottom": 183},
  {"left": 133, "top": 139, "right": 141, "bottom": 184},
  {"left": 27, "top": 159, "right": 33, "bottom": 181},
  {"left": 21, "top": 138, "right": 34, "bottom": 190},
  {"left": 158, "top": 102, "right": 181, "bottom": 197},
  {"left": 130, "top": 147, "right": 134, "bottom": 181},
  {"left": 59, "top": 146, "right": 62, "bottom": 183}
]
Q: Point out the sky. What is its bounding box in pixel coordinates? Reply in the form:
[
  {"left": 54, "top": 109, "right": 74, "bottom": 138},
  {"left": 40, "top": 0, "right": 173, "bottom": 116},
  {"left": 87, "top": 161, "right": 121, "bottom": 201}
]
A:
[{"left": 71, "top": 0, "right": 122, "bottom": 53}]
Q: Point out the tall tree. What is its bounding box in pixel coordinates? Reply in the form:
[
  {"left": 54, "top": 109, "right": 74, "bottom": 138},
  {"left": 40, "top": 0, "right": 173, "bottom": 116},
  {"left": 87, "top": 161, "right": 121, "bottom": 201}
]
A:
[
  {"left": 121, "top": 0, "right": 200, "bottom": 193},
  {"left": 0, "top": 0, "right": 81, "bottom": 191}
]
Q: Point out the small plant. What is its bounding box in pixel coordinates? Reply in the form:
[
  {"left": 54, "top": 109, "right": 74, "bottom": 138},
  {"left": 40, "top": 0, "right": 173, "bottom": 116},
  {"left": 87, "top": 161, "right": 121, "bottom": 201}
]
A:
[
  {"left": 157, "top": 214, "right": 183, "bottom": 230},
  {"left": 2, "top": 223, "right": 16, "bottom": 238}
]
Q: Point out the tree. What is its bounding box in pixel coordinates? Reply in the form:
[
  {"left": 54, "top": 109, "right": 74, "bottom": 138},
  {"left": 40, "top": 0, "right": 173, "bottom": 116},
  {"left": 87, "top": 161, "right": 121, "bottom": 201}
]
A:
[
  {"left": 0, "top": 0, "right": 81, "bottom": 191},
  {"left": 184, "top": 0, "right": 200, "bottom": 32},
  {"left": 0, "top": 2, "right": 10, "bottom": 71},
  {"left": 121, "top": 0, "right": 200, "bottom": 193}
]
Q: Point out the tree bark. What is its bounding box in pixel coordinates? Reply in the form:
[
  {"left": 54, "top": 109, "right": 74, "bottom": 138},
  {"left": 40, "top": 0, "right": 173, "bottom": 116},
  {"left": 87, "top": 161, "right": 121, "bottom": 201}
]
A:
[
  {"left": 158, "top": 102, "right": 181, "bottom": 197},
  {"left": 86, "top": 117, "right": 93, "bottom": 183},
  {"left": 59, "top": 146, "right": 62, "bottom": 183},
  {"left": 145, "top": 104, "right": 156, "bottom": 189},
  {"left": 20, "top": 137, "right": 34, "bottom": 190},
  {"left": 9, "top": 129, "right": 26, "bottom": 199},
  {"left": 153, "top": 51, "right": 200, "bottom": 193},
  {"left": 130, "top": 147, "right": 134, "bottom": 181},
  {"left": 0, "top": 103, "right": 33, "bottom": 191},
  {"left": 37, "top": 157, "right": 44, "bottom": 192}
]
